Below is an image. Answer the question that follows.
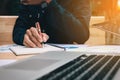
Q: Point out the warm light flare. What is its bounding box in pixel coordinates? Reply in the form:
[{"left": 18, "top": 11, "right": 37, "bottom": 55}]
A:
[{"left": 118, "top": 0, "right": 120, "bottom": 10}]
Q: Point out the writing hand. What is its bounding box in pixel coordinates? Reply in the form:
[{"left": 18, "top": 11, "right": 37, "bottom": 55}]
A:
[
  {"left": 35, "top": 22, "right": 49, "bottom": 44},
  {"left": 23, "top": 22, "right": 49, "bottom": 48}
]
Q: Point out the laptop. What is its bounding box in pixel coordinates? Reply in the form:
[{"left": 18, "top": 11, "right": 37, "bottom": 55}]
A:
[{"left": 0, "top": 51, "right": 120, "bottom": 80}]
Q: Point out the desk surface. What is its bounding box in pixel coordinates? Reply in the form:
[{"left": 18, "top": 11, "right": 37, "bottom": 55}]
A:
[
  {"left": 0, "top": 52, "right": 33, "bottom": 60},
  {"left": 93, "top": 21, "right": 120, "bottom": 37}
]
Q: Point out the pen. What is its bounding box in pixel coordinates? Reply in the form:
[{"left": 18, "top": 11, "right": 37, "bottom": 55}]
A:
[
  {"left": 47, "top": 43, "right": 79, "bottom": 51},
  {"left": 35, "top": 22, "right": 45, "bottom": 47},
  {"left": 65, "top": 46, "right": 78, "bottom": 49},
  {"left": 47, "top": 43, "right": 66, "bottom": 50}
]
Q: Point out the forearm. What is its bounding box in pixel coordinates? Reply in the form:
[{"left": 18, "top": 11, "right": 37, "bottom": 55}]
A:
[
  {"left": 58, "top": 0, "right": 91, "bottom": 43},
  {"left": 71, "top": 0, "right": 91, "bottom": 27},
  {"left": 57, "top": 0, "right": 91, "bottom": 27},
  {"left": 12, "top": 4, "right": 46, "bottom": 45},
  {"left": 47, "top": 0, "right": 91, "bottom": 44},
  {"left": 13, "top": 17, "right": 28, "bottom": 45},
  {"left": 12, "top": 4, "right": 30, "bottom": 45}
]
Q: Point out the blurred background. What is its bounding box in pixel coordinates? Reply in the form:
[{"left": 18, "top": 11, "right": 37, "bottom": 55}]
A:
[
  {"left": 0, "top": 0, "right": 120, "bottom": 45},
  {"left": 0, "top": 0, "right": 20, "bottom": 15},
  {"left": 0, "top": 0, "right": 119, "bottom": 16}
]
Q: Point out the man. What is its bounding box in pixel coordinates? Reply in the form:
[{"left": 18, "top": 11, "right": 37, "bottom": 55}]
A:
[{"left": 13, "top": 0, "right": 91, "bottom": 47}]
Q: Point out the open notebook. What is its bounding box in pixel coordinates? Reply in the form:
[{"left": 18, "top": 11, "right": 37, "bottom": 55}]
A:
[
  {"left": 9, "top": 44, "right": 87, "bottom": 56},
  {"left": 10, "top": 44, "right": 64, "bottom": 55},
  {"left": 10, "top": 43, "right": 120, "bottom": 56}
]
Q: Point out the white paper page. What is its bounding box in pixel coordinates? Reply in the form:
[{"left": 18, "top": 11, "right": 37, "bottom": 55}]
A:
[
  {"left": 10, "top": 44, "right": 64, "bottom": 55},
  {"left": 0, "top": 44, "right": 18, "bottom": 53},
  {"left": 0, "top": 60, "right": 16, "bottom": 67}
]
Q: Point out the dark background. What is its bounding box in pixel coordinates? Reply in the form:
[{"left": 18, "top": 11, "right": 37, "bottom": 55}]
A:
[
  {"left": 0, "top": 0, "right": 20, "bottom": 15},
  {"left": 0, "top": 0, "right": 117, "bottom": 16},
  {"left": 0, "top": 0, "right": 105, "bottom": 16}
]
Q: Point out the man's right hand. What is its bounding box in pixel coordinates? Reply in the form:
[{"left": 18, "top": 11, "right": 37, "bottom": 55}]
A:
[{"left": 23, "top": 26, "right": 49, "bottom": 48}]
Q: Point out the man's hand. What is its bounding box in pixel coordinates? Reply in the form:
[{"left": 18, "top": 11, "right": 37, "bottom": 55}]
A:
[{"left": 23, "top": 22, "right": 49, "bottom": 48}]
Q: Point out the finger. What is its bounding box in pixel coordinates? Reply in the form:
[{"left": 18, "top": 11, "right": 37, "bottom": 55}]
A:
[
  {"left": 23, "top": 41, "right": 29, "bottom": 48},
  {"left": 23, "top": 34, "right": 37, "bottom": 48},
  {"left": 28, "top": 27, "right": 43, "bottom": 47},
  {"left": 35, "top": 22, "right": 41, "bottom": 33},
  {"left": 23, "top": 34, "right": 30, "bottom": 47},
  {"left": 73, "top": 42, "right": 78, "bottom": 44},
  {"left": 42, "top": 33, "right": 49, "bottom": 42},
  {"left": 26, "top": 29, "right": 40, "bottom": 46},
  {"left": 35, "top": 22, "right": 44, "bottom": 42},
  {"left": 30, "top": 37, "right": 42, "bottom": 48},
  {"left": 46, "top": 0, "right": 52, "bottom": 3},
  {"left": 30, "top": 27, "right": 43, "bottom": 42},
  {"left": 25, "top": 30, "right": 42, "bottom": 48},
  {"left": 26, "top": 29, "right": 32, "bottom": 38}
]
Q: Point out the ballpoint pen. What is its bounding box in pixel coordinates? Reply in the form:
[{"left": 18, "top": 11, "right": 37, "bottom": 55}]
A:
[
  {"left": 35, "top": 22, "right": 45, "bottom": 48},
  {"left": 47, "top": 43, "right": 79, "bottom": 51}
]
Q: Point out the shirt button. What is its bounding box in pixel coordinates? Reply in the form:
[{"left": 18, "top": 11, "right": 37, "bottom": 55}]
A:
[
  {"left": 42, "top": 10, "right": 45, "bottom": 13},
  {"left": 29, "top": 14, "right": 32, "bottom": 18}
]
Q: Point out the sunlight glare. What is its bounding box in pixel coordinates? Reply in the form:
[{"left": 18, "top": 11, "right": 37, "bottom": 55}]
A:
[{"left": 118, "top": 0, "right": 120, "bottom": 10}]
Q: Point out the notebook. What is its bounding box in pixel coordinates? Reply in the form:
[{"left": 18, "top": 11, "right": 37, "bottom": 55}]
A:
[
  {"left": 10, "top": 44, "right": 87, "bottom": 55},
  {"left": 10, "top": 44, "right": 64, "bottom": 55},
  {"left": 0, "top": 51, "right": 120, "bottom": 80}
]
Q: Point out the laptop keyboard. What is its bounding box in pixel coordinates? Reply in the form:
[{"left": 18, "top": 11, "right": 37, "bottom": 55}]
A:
[{"left": 37, "top": 55, "right": 120, "bottom": 80}]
